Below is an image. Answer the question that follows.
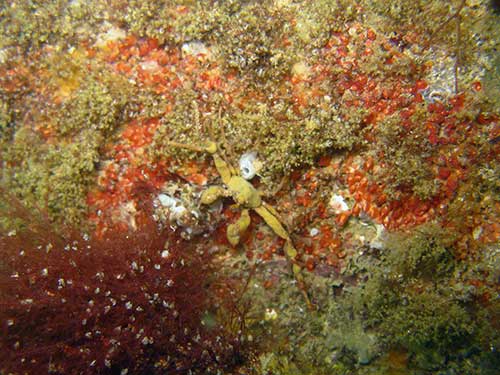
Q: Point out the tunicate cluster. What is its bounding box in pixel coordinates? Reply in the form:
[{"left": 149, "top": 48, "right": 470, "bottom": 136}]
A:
[
  {"left": 154, "top": 182, "right": 223, "bottom": 239},
  {"left": 157, "top": 193, "right": 187, "bottom": 221}
]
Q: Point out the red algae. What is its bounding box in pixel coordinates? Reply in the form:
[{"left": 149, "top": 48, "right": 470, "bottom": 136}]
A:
[{"left": 0, "top": 199, "right": 242, "bottom": 374}]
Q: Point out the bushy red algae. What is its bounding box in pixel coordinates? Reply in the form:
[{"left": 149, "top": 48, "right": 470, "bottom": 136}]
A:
[{"left": 0, "top": 199, "right": 242, "bottom": 374}]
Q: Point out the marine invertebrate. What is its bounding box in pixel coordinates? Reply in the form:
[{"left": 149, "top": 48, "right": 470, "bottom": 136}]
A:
[
  {"left": 167, "top": 135, "right": 314, "bottom": 309},
  {"left": 0, "top": 198, "right": 241, "bottom": 374},
  {"left": 239, "top": 151, "right": 261, "bottom": 180}
]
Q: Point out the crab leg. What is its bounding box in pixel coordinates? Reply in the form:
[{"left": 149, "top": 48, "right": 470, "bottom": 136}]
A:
[
  {"left": 168, "top": 140, "right": 235, "bottom": 185},
  {"left": 211, "top": 153, "right": 233, "bottom": 185},
  {"left": 253, "top": 206, "right": 314, "bottom": 309},
  {"left": 253, "top": 206, "right": 289, "bottom": 240},
  {"left": 167, "top": 140, "right": 206, "bottom": 153}
]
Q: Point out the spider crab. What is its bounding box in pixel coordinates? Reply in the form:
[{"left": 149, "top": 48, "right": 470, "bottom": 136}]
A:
[{"left": 167, "top": 138, "right": 314, "bottom": 309}]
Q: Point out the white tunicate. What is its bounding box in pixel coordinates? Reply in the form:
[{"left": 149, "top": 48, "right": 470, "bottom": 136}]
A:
[
  {"left": 157, "top": 194, "right": 187, "bottom": 220},
  {"left": 239, "top": 151, "right": 261, "bottom": 180},
  {"left": 170, "top": 205, "right": 187, "bottom": 219},
  {"left": 158, "top": 194, "right": 177, "bottom": 208}
]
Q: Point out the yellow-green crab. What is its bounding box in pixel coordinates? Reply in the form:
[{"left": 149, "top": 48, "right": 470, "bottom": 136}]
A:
[{"left": 167, "top": 138, "right": 314, "bottom": 309}]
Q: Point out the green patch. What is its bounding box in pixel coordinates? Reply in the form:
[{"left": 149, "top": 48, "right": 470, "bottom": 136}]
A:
[
  {"left": 374, "top": 111, "right": 439, "bottom": 200},
  {"left": 57, "top": 68, "right": 138, "bottom": 136}
]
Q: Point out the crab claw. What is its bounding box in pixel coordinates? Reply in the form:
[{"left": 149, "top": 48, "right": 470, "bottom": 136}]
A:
[
  {"left": 226, "top": 209, "right": 251, "bottom": 246},
  {"left": 200, "top": 186, "right": 226, "bottom": 205}
]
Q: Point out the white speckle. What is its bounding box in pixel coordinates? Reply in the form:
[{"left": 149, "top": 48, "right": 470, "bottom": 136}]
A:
[
  {"left": 292, "top": 61, "right": 311, "bottom": 79},
  {"left": 370, "top": 224, "right": 386, "bottom": 250},
  {"left": 329, "top": 194, "right": 349, "bottom": 214},
  {"left": 125, "top": 301, "right": 133, "bottom": 310},
  {"left": 161, "top": 250, "right": 170, "bottom": 258},
  {"left": 0, "top": 48, "right": 11, "bottom": 65},
  {"left": 121, "top": 369, "right": 129, "bottom": 375},
  {"left": 163, "top": 300, "right": 174, "bottom": 309},
  {"left": 140, "top": 60, "right": 160, "bottom": 72},
  {"left": 166, "top": 279, "right": 174, "bottom": 287},
  {"left": 154, "top": 264, "right": 161, "bottom": 270},
  {"left": 309, "top": 228, "right": 319, "bottom": 237},
  {"left": 264, "top": 308, "right": 278, "bottom": 321},
  {"left": 181, "top": 41, "right": 210, "bottom": 58},
  {"left": 41, "top": 268, "right": 48, "bottom": 277},
  {"left": 348, "top": 26, "right": 358, "bottom": 37},
  {"left": 473, "top": 226, "right": 483, "bottom": 240},
  {"left": 94, "top": 25, "right": 126, "bottom": 48},
  {"left": 7, "top": 319, "right": 14, "bottom": 326}
]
